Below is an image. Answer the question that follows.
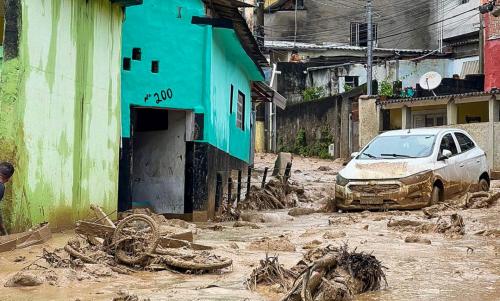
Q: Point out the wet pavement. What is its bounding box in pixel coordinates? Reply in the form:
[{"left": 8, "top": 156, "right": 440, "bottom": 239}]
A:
[{"left": 0, "top": 154, "right": 498, "bottom": 300}]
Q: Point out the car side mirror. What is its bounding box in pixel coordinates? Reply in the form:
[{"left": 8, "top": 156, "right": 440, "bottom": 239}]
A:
[
  {"left": 350, "top": 152, "right": 359, "bottom": 159},
  {"left": 438, "top": 149, "right": 452, "bottom": 161}
]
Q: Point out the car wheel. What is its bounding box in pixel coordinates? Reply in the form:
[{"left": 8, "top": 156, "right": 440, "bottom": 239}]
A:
[
  {"left": 479, "top": 178, "right": 490, "bottom": 192},
  {"left": 429, "top": 186, "right": 441, "bottom": 206}
]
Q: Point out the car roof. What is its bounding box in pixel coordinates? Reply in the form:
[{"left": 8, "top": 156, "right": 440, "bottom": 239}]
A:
[{"left": 379, "top": 128, "right": 463, "bottom": 137}]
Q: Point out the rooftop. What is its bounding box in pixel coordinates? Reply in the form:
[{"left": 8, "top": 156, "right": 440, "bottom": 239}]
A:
[
  {"left": 206, "top": 0, "right": 268, "bottom": 73},
  {"left": 265, "top": 40, "right": 431, "bottom": 54},
  {"left": 377, "top": 90, "right": 499, "bottom": 106},
  {"left": 379, "top": 128, "right": 460, "bottom": 137}
]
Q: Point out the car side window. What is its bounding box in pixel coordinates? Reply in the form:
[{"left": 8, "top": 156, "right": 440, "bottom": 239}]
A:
[
  {"left": 455, "top": 132, "right": 475, "bottom": 153},
  {"left": 439, "top": 133, "right": 458, "bottom": 155}
]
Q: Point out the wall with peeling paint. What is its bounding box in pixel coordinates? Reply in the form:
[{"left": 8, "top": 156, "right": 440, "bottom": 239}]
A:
[{"left": 0, "top": 0, "right": 123, "bottom": 231}]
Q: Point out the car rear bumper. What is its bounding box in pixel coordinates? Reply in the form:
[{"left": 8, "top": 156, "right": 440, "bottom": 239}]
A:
[{"left": 335, "top": 177, "right": 433, "bottom": 210}]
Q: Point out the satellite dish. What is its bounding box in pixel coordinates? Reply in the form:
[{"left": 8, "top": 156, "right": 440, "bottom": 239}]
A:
[{"left": 419, "top": 72, "right": 442, "bottom": 96}]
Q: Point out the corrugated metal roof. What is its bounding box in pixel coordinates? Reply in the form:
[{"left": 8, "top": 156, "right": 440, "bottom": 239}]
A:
[
  {"left": 461, "top": 60, "right": 480, "bottom": 78},
  {"left": 204, "top": 0, "right": 269, "bottom": 73},
  {"left": 377, "top": 91, "right": 498, "bottom": 105},
  {"left": 265, "top": 40, "right": 430, "bottom": 53}
]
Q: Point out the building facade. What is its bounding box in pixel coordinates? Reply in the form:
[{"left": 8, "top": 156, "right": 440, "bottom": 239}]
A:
[
  {"left": 264, "top": 0, "right": 439, "bottom": 50},
  {"left": 484, "top": 0, "right": 500, "bottom": 91},
  {"left": 119, "top": 0, "right": 268, "bottom": 221},
  {"left": 358, "top": 92, "right": 500, "bottom": 178},
  {"left": 0, "top": 0, "right": 138, "bottom": 231}
]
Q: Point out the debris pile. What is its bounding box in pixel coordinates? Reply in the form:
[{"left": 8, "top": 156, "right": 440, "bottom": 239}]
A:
[
  {"left": 387, "top": 213, "right": 465, "bottom": 237},
  {"left": 462, "top": 191, "right": 500, "bottom": 209},
  {"left": 240, "top": 179, "right": 304, "bottom": 211},
  {"left": 288, "top": 207, "right": 317, "bottom": 217},
  {"left": 434, "top": 213, "right": 465, "bottom": 236},
  {"left": 248, "top": 236, "right": 296, "bottom": 252},
  {"left": 20, "top": 206, "right": 232, "bottom": 281},
  {"left": 246, "top": 255, "right": 297, "bottom": 292},
  {"left": 248, "top": 244, "right": 386, "bottom": 301},
  {"left": 215, "top": 203, "right": 241, "bottom": 222}
]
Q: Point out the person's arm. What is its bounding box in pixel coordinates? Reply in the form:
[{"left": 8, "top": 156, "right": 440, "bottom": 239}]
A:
[{"left": 0, "top": 183, "right": 4, "bottom": 201}]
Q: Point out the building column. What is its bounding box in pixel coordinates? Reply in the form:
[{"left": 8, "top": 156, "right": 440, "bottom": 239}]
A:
[
  {"left": 255, "top": 103, "right": 266, "bottom": 153},
  {"left": 340, "top": 96, "right": 351, "bottom": 159},
  {"left": 489, "top": 96, "right": 499, "bottom": 176},
  {"left": 401, "top": 106, "right": 412, "bottom": 129},
  {"left": 490, "top": 96, "right": 499, "bottom": 122},
  {"left": 447, "top": 100, "right": 458, "bottom": 125},
  {"left": 358, "top": 95, "right": 380, "bottom": 149}
]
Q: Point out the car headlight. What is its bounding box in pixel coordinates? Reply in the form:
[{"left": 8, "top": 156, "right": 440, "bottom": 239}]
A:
[
  {"left": 336, "top": 174, "right": 350, "bottom": 186},
  {"left": 399, "top": 170, "right": 433, "bottom": 185}
]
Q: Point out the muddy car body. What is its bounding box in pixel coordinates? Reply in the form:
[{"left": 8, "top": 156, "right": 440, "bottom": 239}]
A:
[{"left": 335, "top": 128, "right": 490, "bottom": 210}]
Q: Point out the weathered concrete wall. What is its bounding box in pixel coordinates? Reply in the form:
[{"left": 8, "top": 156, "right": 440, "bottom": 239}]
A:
[
  {"left": 265, "top": 0, "right": 438, "bottom": 49},
  {"left": 0, "top": 0, "right": 123, "bottom": 231},
  {"left": 276, "top": 89, "right": 362, "bottom": 159},
  {"left": 277, "top": 58, "right": 479, "bottom": 105},
  {"left": 494, "top": 122, "right": 500, "bottom": 174},
  {"left": 442, "top": 0, "right": 480, "bottom": 40},
  {"left": 358, "top": 96, "right": 380, "bottom": 149},
  {"left": 435, "top": 122, "right": 500, "bottom": 174},
  {"left": 276, "top": 96, "right": 339, "bottom": 157}
]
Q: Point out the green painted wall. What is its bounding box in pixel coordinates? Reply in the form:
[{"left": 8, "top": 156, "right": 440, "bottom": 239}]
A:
[
  {"left": 0, "top": 0, "right": 123, "bottom": 231},
  {"left": 122, "top": 0, "right": 263, "bottom": 163}
]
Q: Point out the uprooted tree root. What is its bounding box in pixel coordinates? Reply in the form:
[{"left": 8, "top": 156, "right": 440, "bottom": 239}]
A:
[
  {"left": 239, "top": 179, "right": 304, "bottom": 211},
  {"left": 246, "top": 255, "right": 298, "bottom": 292},
  {"left": 249, "top": 244, "right": 387, "bottom": 301}
]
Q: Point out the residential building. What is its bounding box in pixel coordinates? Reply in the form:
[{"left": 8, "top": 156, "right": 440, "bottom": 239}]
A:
[
  {"left": 484, "top": 0, "right": 500, "bottom": 90},
  {"left": 441, "top": 0, "right": 481, "bottom": 58},
  {"left": 119, "top": 0, "right": 276, "bottom": 221},
  {"left": 358, "top": 91, "right": 500, "bottom": 178},
  {"left": 264, "top": 0, "right": 439, "bottom": 50},
  {"left": 0, "top": 0, "right": 141, "bottom": 231}
]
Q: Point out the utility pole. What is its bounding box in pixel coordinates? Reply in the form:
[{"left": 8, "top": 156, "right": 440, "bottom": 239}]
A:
[
  {"left": 479, "top": 13, "right": 484, "bottom": 74},
  {"left": 255, "top": 0, "right": 264, "bottom": 49},
  {"left": 366, "top": 0, "right": 373, "bottom": 95},
  {"left": 255, "top": 0, "right": 266, "bottom": 153}
]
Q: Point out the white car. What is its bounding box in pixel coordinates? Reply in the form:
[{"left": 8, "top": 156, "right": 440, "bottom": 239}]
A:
[{"left": 335, "top": 128, "right": 490, "bottom": 210}]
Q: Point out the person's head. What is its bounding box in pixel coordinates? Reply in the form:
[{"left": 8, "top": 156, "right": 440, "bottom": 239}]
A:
[{"left": 0, "top": 162, "right": 14, "bottom": 183}]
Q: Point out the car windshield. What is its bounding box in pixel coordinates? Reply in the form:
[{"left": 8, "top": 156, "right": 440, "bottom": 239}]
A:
[{"left": 359, "top": 134, "right": 436, "bottom": 159}]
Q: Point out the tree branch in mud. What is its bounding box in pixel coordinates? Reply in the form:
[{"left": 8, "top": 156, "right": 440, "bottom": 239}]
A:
[{"left": 249, "top": 244, "right": 387, "bottom": 301}]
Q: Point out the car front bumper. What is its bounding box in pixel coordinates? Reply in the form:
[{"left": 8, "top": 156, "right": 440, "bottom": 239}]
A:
[{"left": 335, "top": 177, "right": 433, "bottom": 210}]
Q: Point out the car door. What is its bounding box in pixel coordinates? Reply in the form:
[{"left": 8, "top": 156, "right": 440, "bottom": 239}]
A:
[
  {"left": 435, "top": 132, "right": 461, "bottom": 197},
  {"left": 453, "top": 131, "right": 482, "bottom": 190}
]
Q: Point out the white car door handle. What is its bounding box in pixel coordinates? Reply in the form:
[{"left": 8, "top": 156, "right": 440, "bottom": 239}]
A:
[{"left": 459, "top": 164, "right": 465, "bottom": 167}]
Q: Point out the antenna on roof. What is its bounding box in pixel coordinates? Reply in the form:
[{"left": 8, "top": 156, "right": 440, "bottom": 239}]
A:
[{"left": 419, "top": 71, "right": 442, "bottom": 97}]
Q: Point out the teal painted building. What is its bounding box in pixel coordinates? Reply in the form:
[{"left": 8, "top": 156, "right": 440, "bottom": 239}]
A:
[{"left": 119, "top": 0, "right": 268, "bottom": 220}]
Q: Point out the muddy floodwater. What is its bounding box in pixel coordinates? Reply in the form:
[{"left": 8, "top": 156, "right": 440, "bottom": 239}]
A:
[{"left": 0, "top": 154, "right": 498, "bottom": 301}]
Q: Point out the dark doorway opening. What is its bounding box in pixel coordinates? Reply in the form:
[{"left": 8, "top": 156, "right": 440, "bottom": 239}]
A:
[{"left": 118, "top": 108, "right": 187, "bottom": 214}]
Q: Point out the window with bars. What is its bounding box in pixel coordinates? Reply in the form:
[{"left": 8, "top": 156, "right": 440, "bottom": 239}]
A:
[
  {"left": 236, "top": 91, "right": 245, "bottom": 130},
  {"left": 350, "top": 22, "right": 377, "bottom": 47}
]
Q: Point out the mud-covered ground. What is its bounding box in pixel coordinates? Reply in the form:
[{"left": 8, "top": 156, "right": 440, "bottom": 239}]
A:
[{"left": 0, "top": 154, "right": 499, "bottom": 301}]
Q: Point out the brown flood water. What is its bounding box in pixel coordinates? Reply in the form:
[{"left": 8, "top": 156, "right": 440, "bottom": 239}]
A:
[{"left": 0, "top": 155, "right": 498, "bottom": 300}]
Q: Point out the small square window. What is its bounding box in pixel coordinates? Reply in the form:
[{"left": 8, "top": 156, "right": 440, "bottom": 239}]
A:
[
  {"left": 151, "top": 61, "right": 159, "bottom": 73},
  {"left": 132, "top": 48, "right": 142, "bottom": 60},
  {"left": 123, "top": 57, "right": 131, "bottom": 71}
]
